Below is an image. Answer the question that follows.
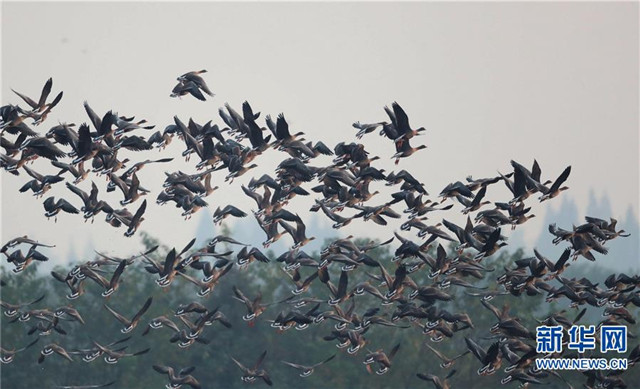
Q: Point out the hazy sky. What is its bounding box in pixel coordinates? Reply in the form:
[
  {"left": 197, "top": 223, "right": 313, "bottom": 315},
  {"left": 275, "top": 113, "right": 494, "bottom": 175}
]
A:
[{"left": 1, "top": 2, "right": 638, "bottom": 266}]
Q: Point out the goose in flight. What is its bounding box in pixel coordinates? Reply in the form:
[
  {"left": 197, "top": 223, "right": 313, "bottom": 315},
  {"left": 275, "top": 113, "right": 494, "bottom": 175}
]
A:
[{"left": 281, "top": 354, "right": 336, "bottom": 377}]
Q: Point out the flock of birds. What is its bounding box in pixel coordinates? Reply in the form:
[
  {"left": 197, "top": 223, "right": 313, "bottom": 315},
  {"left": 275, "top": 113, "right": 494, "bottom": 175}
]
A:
[{"left": 0, "top": 73, "right": 638, "bottom": 389}]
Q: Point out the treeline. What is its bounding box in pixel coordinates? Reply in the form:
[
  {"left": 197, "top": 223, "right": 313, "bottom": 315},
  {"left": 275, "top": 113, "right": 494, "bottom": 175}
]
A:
[{"left": 1, "top": 233, "right": 638, "bottom": 389}]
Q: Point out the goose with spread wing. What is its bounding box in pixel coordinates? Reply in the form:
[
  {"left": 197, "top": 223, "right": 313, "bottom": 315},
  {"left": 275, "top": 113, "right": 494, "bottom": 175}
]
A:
[
  {"left": 231, "top": 350, "right": 273, "bottom": 386},
  {"left": 103, "top": 296, "right": 152, "bottom": 333},
  {"left": 153, "top": 364, "right": 201, "bottom": 389},
  {"left": 281, "top": 354, "right": 336, "bottom": 377}
]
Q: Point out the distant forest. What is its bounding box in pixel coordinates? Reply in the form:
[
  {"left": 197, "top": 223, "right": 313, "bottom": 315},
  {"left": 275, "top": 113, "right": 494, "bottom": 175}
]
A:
[{"left": 2, "top": 231, "right": 638, "bottom": 388}]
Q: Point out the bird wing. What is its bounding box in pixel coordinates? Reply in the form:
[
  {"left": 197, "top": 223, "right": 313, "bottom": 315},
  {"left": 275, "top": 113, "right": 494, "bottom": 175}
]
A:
[
  {"left": 416, "top": 373, "right": 440, "bottom": 386},
  {"left": 259, "top": 371, "right": 273, "bottom": 386},
  {"left": 83, "top": 268, "right": 109, "bottom": 288},
  {"left": 12, "top": 88, "right": 39, "bottom": 109},
  {"left": 548, "top": 165, "right": 571, "bottom": 194},
  {"left": 232, "top": 286, "right": 252, "bottom": 306},
  {"left": 66, "top": 183, "right": 89, "bottom": 205},
  {"left": 16, "top": 338, "right": 40, "bottom": 353},
  {"left": 58, "top": 199, "right": 79, "bottom": 214},
  {"left": 281, "top": 360, "right": 306, "bottom": 370},
  {"left": 315, "top": 354, "right": 336, "bottom": 367},
  {"left": 480, "top": 299, "right": 502, "bottom": 320},
  {"left": 337, "top": 270, "right": 349, "bottom": 298},
  {"left": 230, "top": 356, "right": 249, "bottom": 373},
  {"left": 153, "top": 364, "right": 172, "bottom": 375},
  {"left": 388, "top": 343, "right": 401, "bottom": 360},
  {"left": 425, "top": 343, "right": 448, "bottom": 361},
  {"left": 276, "top": 114, "right": 291, "bottom": 140},
  {"left": 179, "top": 238, "right": 196, "bottom": 258},
  {"left": 254, "top": 350, "right": 268, "bottom": 369},
  {"left": 554, "top": 248, "right": 572, "bottom": 271},
  {"left": 464, "top": 337, "right": 487, "bottom": 363},
  {"left": 132, "top": 297, "right": 153, "bottom": 324},
  {"left": 103, "top": 304, "right": 130, "bottom": 326},
  {"left": 392, "top": 102, "right": 410, "bottom": 135},
  {"left": 131, "top": 199, "right": 147, "bottom": 223},
  {"left": 186, "top": 83, "right": 207, "bottom": 101},
  {"left": 179, "top": 366, "right": 197, "bottom": 376},
  {"left": 109, "top": 260, "right": 126, "bottom": 289}
]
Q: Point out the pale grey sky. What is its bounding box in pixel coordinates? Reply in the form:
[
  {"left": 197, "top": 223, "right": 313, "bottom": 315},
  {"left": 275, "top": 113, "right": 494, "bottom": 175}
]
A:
[{"left": 1, "top": 2, "right": 638, "bottom": 267}]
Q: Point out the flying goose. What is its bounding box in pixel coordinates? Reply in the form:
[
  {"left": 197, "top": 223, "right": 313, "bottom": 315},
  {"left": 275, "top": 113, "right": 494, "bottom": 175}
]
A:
[
  {"left": 175, "top": 302, "right": 208, "bottom": 316},
  {"left": 387, "top": 102, "right": 426, "bottom": 141},
  {"left": 230, "top": 350, "right": 273, "bottom": 386},
  {"left": 177, "top": 312, "right": 215, "bottom": 340},
  {"left": 91, "top": 340, "right": 149, "bottom": 364},
  {"left": 27, "top": 316, "right": 67, "bottom": 336},
  {"left": 457, "top": 186, "right": 490, "bottom": 214},
  {"left": 80, "top": 102, "right": 115, "bottom": 143},
  {"left": 144, "top": 248, "right": 179, "bottom": 286},
  {"left": 535, "top": 247, "right": 572, "bottom": 280},
  {"left": 363, "top": 343, "right": 400, "bottom": 375},
  {"left": 53, "top": 306, "right": 85, "bottom": 324},
  {"left": 121, "top": 199, "right": 147, "bottom": 237},
  {"left": 208, "top": 234, "right": 248, "bottom": 247},
  {"left": 23, "top": 94, "right": 63, "bottom": 126},
  {"left": 92, "top": 245, "right": 158, "bottom": 267},
  {"left": 65, "top": 181, "right": 112, "bottom": 221},
  {"left": 16, "top": 307, "right": 54, "bottom": 323},
  {"left": 153, "top": 365, "right": 201, "bottom": 389},
  {"left": 281, "top": 354, "right": 336, "bottom": 377},
  {"left": 169, "top": 329, "right": 211, "bottom": 349},
  {"left": 46, "top": 122, "right": 78, "bottom": 146},
  {"left": 99, "top": 259, "right": 127, "bottom": 297},
  {"left": 142, "top": 315, "right": 181, "bottom": 337},
  {"left": 391, "top": 137, "right": 426, "bottom": 164},
  {"left": 345, "top": 328, "right": 368, "bottom": 354},
  {"left": 213, "top": 205, "right": 247, "bottom": 225},
  {"left": 536, "top": 166, "right": 571, "bottom": 201},
  {"left": 1, "top": 338, "right": 39, "bottom": 364},
  {"left": 4, "top": 245, "right": 49, "bottom": 273},
  {"left": 1, "top": 294, "right": 45, "bottom": 317},
  {"left": 270, "top": 113, "right": 304, "bottom": 148},
  {"left": 254, "top": 214, "right": 287, "bottom": 249},
  {"left": 315, "top": 200, "right": 355, "bottom": 229},
  {"left": 38, "top": 343, "right": 74, "bottom": 364},
  {"left": 424, "top": 343, "right": 470, "bottom": 368},
  {"left": 236, "top": 246, "right": 270, "bottom": 266},
  {"left": 284, "top": 268, "right": 319, "bottom": 295},
  {"left": 1, "top": 236, "right": 55, "bottom": 253},
  {"left": 225, "top": 162, "right": 258, "bottom": 183},
  {"left": 11, "top": 78, "right": 54, "bottom": 113},
  {"left": 232, "top": 286, "right": 291, "bottom": 322},
  {"left": 19, "top": 165, "right": 64, "bottom": 196},
  {"left": 171, "top": 81, "right": 208, "bottom": 101},
  {"left": 279, "top": 217, "right": 315, "bottom": 249},
  {"left": 68, "top": 124, "right": 100, "bottom": 164},
  {"left": 500, "top": 369, "right": 547, "bottom": 386},
  {"left": 103, "top": 296, "right": 152, "bottom": 333},
  {"left": 464, "top": 337, "right": 503, "bottom": 376},
  {"left": 176, "top": 70, "right": 213, "bottom": 95},
  {"left": 416, "top": 369, "right": 457, "bottom": 389},
  {"left": 352, "top": 121, "right": 387, "bottom": 139},
  {"left": 466, "top": 227, "right": 507, "bottom": 261},
  {"left": 43, "top": 196, "right": 79, "bottom": 221},
  {"left": 177, "top": 262, "right": 234, "bottom": 297},
  {"left": 269, "top": 307, "right": 316, "bottom": 331},
  {"left": 464, "top": 289, "right": 509, "bottom": 302},
  {"left": 373, "top": 262, "right": 411, "bottom": 299},
  {"left": 111, "top": 172, "right": 145, "bottom": 205}
]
